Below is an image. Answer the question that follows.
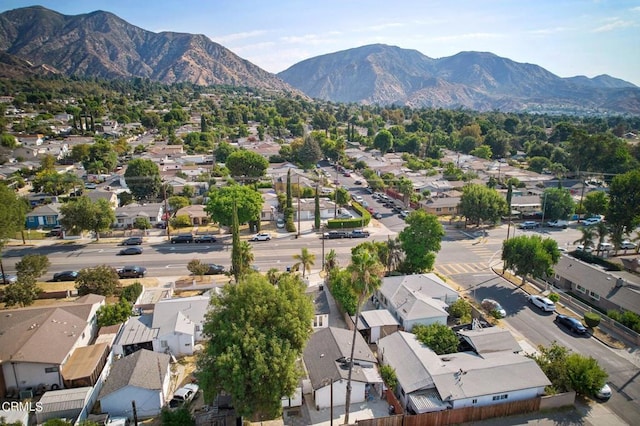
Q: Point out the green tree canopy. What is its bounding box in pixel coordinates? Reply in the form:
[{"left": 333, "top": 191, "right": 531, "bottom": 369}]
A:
[
  {"left": 607, "top": 169, "right": 640, "bottom": 236},
  {"left": 542, "top": 188, "right": 575, "bottom": 221},
  {"left": 292, "top": 247, "right": 315, "bottom": 278},
  {"left": 225, "top": 150, "right": 269, "bottom": 182},
  {"left": 398, "top": 210, "right": 444, "bottom": 273},
  {"left": 205, "top": 185, "right": 264, "bottom": 226},
  {"left": 15, "top": 254, "right": 50, "bottom": 281},
  {"left": 502, "top": 235, "right": 560, "bottom": 285},
  {"left": 459, "top": 183, "right": 508, "bottom": 226},
  {"left": 124, "top": 158, "right": 162, "bottom": 201},
  {"left": 59, "top": 196, "right": 116, "bottom": 240},
  {"left": 528, "top": 342, "right": 607, "bottom": 396},
  {"left": 2, "top": 275, "right": 41, "bottom": 307},
  {"left": 297, "top": 135, "right": 323, "bottom": 168},
  {"left": 373, "top": 129, "right": 394, "bottom": 153},
  {"left": 83, "top": 139, "right": 118, "bottom": 173},
  {"left": 168, "top": 195, "right": 191, "bottom": 212},
  {"left": 197, "top": 273, "right": 313, "bottom": 420},
  {"left": 413, "top": 323, "right": 459, "bottom": 355},
  {"left": 97, "top": 299, "right": 132, "bottom": 327},
  {"left": 583, "top": 190, "right": 609, "bottom": 217},
  {"left": 76, "top": 265, "right": 120, "bottom": 296}
]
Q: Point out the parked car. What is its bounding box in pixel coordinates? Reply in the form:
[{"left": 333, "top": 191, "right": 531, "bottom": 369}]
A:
[
  {"left": 399, "top": 210, "right": 409, "bottom": 219},
  {"left": 350, "top": 230, "right": 370, "bottom": 238},
  {"left": 250, "top": 232, "right": 272, "bottom": 241},
  {"left": 117, "top": 266, "right": 146, "bottom": 279},
  {"left": 169, "top": 384, "right": 199, "bottom": 408},
  {"left": 171, "top": 234, "right": 194, "bottom": 244},
  {"left": 322, "top": 231, "right": 350, "bottom": 239},
  {"left": 354, "top": 180, "right": 363, "bottom": 185},
  {"left": 0, "top": 273, "right": 18, "bottom": 284},
  {"left": 352, "top": 195, "right": 364, "bottom": 203},
  {"left": 620, "top": 240, "right": 637, "bottom": 250},
  {"left": 546, "top": 220, "right": 568, "bottom": 229},
  {"left": 204, "top": 264, "right": 225, "bottom": 275},
  {"left": 373, "top": 212, "right": 383, "bottom": 219},
  {"left": 276, "top": 218, "right": 285, "bottom": 228},
  {"left": 118, "top": 247, "right": 142, "bottom": 255},
  {"left": 194, "top": 235, "right": 217, "bottom": 243},
  {"left": 49, "top": 226, "right": 63, "bottom": 237},
  {"left": 583, "top": 216, "right": 603, "bottom": 226},
  {"left": 595, "top": 383, "right": 612, "bottom": 401},
  {"left": 597, "top": 242, "right": 614, "bottom": 252},
  {"left": 53, "top": 271, "right": 79, "bottom": 282},
  {"left": 343, "top": 172, "right": 351, "bottom": 177},
  {"left": 481, "top": 298, "right": 506, "bottom": 318},
  {"left": 519, "top": 221, "right": 540, "bottom": 229},
  {"left": 576, "top": 244, "right": 594, "bottom": 253},
  {"left": 528, "top": 295, "right": 556, "bottom": 312},
  {"left": 120, "top": 237, "right": 143, "bottom": 246},
  {"left": 555, "top": 314, "right": 588, "bottom": 335}
]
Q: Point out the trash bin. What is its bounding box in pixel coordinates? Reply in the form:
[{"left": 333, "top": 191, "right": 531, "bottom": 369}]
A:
[
  {"left": 286, "top": 266, "right": 291, "bottom": 272},
  {"left": 388, "top": 405, "right": 395, "bottom": 415}
]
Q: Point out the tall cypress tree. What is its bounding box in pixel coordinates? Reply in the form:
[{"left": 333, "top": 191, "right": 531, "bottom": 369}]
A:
[
  {"left": 231, "top": 201, "right": 242, "bottom": 282},
  {"left": 314, "top": 187, "right": 321, "bottom": 230},
  {"left": 286, "top": 169, "right": 292, "bottom": 209}
]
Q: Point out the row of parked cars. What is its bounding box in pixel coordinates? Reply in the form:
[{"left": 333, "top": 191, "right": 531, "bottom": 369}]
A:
[{"left": 321, "top": 230, "right": 370, "bottom": 239}]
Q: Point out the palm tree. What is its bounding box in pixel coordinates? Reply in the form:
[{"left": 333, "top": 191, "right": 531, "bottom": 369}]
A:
[
  {"left": 266, "top": 268, "right": 280, "bottom": 285},
  {"left": 292, "top": 247, "right": 315, "bottom": 278},
  {"left": 343, "top": 246, "right": 385, "bottom": 424},
  {"left": 574, "top": 226, "right": 596, "bottom": 250},
  {"left": 324, "top": 249, "right": 338, "bottom": 272},
  {"left": 594, "top": 222, "right": 609, "bottom": 256},
  {"left": 385, "top": 237, "right": 404, "bottom": 274},
  {"left": 239, "top": 241, "right": 254, "bottom": 274}
]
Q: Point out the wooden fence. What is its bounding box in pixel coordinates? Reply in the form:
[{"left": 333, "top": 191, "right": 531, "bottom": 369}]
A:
[{"left": 356, "top": 397, "right": 541, "bottom": 426}]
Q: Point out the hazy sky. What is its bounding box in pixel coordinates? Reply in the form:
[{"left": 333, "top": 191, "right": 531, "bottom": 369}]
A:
[{"left": 2, "top": 0, "right": 639, "bottom": 85}]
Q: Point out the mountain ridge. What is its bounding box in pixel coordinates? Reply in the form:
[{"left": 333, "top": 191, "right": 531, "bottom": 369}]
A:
[
  {"left": 0, "top": 7, "right": 637, "bottom": 114},
  {"left": 0, "top": 6, "right": 297, "bottom": 93},
  {"left": 277, "top": 44, "right": 639, "bottom": 114}
]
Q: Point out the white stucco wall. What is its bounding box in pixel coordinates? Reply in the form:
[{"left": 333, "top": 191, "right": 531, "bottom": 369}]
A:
[
  {"left": 2, "top": 362, "right": 64, "bottom": 391},
  {"left": 100, "top": 386, "right": 163, "bottom": 419},
  {"left": 450, "top": 386, "right": 546, "bottom": 409},
  {"left": 314, "top": 380, "right": 366, "bottom": 410},
  {"left": 153, "top": 332, "right": 195, "bottom": 356}
]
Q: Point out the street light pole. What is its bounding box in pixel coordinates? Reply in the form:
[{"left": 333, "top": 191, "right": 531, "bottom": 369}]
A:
[{"left": 321, "top": 225, "right": 326, "bottom": 271}]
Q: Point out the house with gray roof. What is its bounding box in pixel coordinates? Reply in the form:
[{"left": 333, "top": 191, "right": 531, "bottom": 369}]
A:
[
  {"left": 457, "top": 327, "right": 522, "bottom": 356},
  {"left": 151, "top": 294, "right": 211, "bottom": 356},
  {"left": 307, "top": 286, "right": 330, "bottom": 330},
  {"left": 114, "top": 203, "right": 164, "bottom": 229},
  {"left": 25, "top": 202, "right": 62, "bottom": 229},
  {"left": 0, "top": 295, "right": 105, "bottom": 398},
  {"left": 303, "top": 327, "right": 382, "bottom": 410},
  {"left": 356, "top": 309, "right": 400, "bottom": 344},
  {"left": 98, "top": 349, "right": 171, "bottom": 420},
  {"left": 112, "top": 315, "right": 158, "bottom": 357},
  {"left": 551, "top": 254, "right": 640, "bottom": 316},
  {"left": 378, "top": 331, "right": 550, "bottom": 414},
  {"left": 375, "top": 274, "right": 459, "bottom": 331}
]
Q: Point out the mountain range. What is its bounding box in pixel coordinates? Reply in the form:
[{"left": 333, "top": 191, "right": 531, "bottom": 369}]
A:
[{"left": 1, "top": 6, "right": 639, "bottom": 115}]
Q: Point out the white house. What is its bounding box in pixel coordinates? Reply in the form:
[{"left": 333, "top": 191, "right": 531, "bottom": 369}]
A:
[
  {"left": 378, "top": 331, "right": 550, "bottom": 414},
  {"left": 151, "top": 294, "right": 211, "bottom": 356},
  {"left": 0, "top": 295, "right": 105, "bottom": 397},
  {"left": 114, "top": 203, "right": 164, "bottom": 228},
  {"left": 303, "top": 327, "right": 382, "bottom": 410},
  {"left": 375, "top": 274, "right": 459, "bottom": 331},
  {"left": 98, "top": 349, "right": 171, "bottom": 420}
]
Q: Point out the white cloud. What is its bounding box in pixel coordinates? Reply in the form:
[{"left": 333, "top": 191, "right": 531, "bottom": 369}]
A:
[
  {"left": 214, "top": 30, "right": 268, "bottom": 44},
  {"left": 593, "top": 18, "right": 635, "bottom": 33},
  {"left": 528, "top": 26, "right": 570, "bottom": 35},
  {"left": 430, "top": 32, "right": 504, "bottom": 42}
]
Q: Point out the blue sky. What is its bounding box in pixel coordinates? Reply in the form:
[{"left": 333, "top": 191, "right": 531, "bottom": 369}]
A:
[{"left": 2, "top": 1, "right": 640, "bottom": 85}]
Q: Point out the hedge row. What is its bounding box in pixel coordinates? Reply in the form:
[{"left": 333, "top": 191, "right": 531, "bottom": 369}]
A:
[
  {"left": 569, "top": 250, "right": 622, "bottom": 271},
  {"left": 326, "top": 201, "right": 371, "bottom": 229}
]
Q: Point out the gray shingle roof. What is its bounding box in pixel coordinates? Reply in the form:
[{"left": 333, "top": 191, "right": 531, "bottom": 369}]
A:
[
  {"left": 303, "top": 327, "right": 377, "bottom": 389},
  {"left": 99, "top": 349, "right": 170, "bottom": 398},
  {"left": 457, "top": 327, "right": 522, "bottom": 355}
]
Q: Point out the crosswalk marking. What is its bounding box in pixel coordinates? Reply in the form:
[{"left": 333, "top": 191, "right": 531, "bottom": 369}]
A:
[{"left": 435, "top": 262, "right": 490, "bottom": 276}]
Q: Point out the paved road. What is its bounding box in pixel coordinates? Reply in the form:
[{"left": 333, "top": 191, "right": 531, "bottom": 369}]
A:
[{"left": 435, "top": 226, "right": 640, "bottom": 425}]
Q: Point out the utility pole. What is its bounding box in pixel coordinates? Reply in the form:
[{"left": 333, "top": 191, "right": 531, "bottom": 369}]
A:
[
  {"left": 297, "top": 175, "right": 301, "bottom": 237},
  {"left": 132, "top": 400, "right": 138, "bottom": 426},
  {"left": 321, "top": 224, "right": 326, "bottom": 271},
  {"left": 162, "top": 181, "right": 171, "bottom": 240}
]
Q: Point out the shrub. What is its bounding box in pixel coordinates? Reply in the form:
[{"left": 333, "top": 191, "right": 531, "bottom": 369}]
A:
[
  {"left": 448, "top": 298, "right": 471, "bottom": 323},
  {"left": 548, "top": 293, "right": 560, "bottom": 303},
  {"left": 120, "top": 281, "right": 143, "bottom": 303},
  {"left": 584, "top": 312, "right": 601, "bottom": 328},
  {"left": 380, "top": 365, "right": 398, "bottom": 392}
]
